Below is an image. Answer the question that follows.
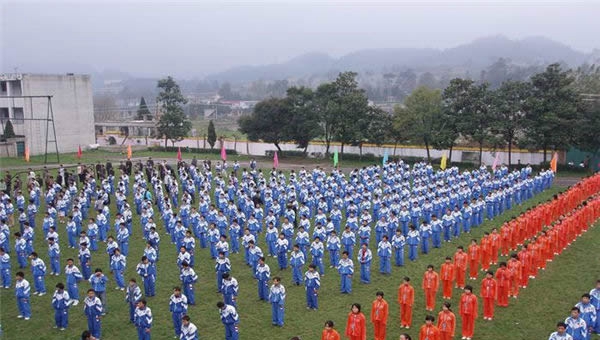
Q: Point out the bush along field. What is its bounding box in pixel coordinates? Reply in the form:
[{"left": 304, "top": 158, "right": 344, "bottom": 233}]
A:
[{"left": 2, "top": 170, "right": 597, "bottom": 340}]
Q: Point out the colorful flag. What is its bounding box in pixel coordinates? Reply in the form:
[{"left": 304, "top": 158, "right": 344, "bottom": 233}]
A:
[
  {"left": 492, "top": 152, "right": 500, "bottom": 171},
  {"left": 177, "top": 146, "right": 182, "bottom": 161},
  {"left": 24, "top": 145, "right": 30, "bottom": 162},
  {"left": 77, "top": 145, "right": 82, "bottom": 159},
  {"left": 274, "top": 151, "right": 279, "bottom": 168},
  {"left": 127, "top": 144, "right": 132, "bottom": 160},
  {"left": 550, "top": 152, "right": 558, "bottom": 173},
  {"left": 220, "top": 142, "right": 227, "bottom": 161},
  {"left": 440, "top": 153, "right": 447, "bottom": 170},
  {"left": 382, "top": 150, "right": 389, "bottom": 166},
  {"left": 333, "top": 149, "right": 339, "bottom": 167}
]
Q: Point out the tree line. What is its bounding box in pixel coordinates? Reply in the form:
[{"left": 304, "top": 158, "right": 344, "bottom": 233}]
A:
[{"left": 238, "top": 64, "right": 600, "bottom": 167}]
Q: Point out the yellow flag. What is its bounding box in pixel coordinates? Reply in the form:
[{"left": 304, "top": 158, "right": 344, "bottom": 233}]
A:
[
  {"left": 550, "top": 152, "right": 558, "bottom": 173},
  {"left": 127, "top": 144, "right": 132, "bottom": 160},
  {"left": 440, "top": 154, "right": 447, "bottom": 170},
  {"left": 24, "top": 145, "right": 30, "bottom": 162}
]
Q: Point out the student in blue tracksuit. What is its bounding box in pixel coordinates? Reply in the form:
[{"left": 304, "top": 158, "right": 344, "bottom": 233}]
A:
[
  {"left": 590, "top": 280, "right": 600, "bottom": 334},
  {"left": 419, "top": 222, "right": 432, "bottom": 255},
  {"left": 136, "top": 256, "right": 156, "bottom": 297},
  {"left": 575, "top": 293, "right": 597, "bottom": 340},
  {"left": 377, "top": 235, "right": 392, "bottom": 274},
  {"left": 256, "top": 257, "right": 271, "bottom": 301},
  {"left": 276, "top": 233, "right": 289, "bottom": 270},
  {"left": 391, "top": 229, "right": 405, "bottom": 267},
  {"left": 83, "top": 289, "right": 103, "bottom": 339},
  {"left": 48, "top": 238, "right": 61, "bottom": 275},
  {"left": 79, "top": 243, "right": 92, "bottom": 279},
  {"left": 110, "top": 248, "right": 127, "bottom": 290},
  {"left": 430, "top": 215, "right": 442, "bottom": 248},
  {"left": 64, "top": 258, "right": 82, "bottom": 305},
  {"left": 180, "top": 315, "right": 199, "bottom": 340},
  {"left": 169, "top": 287, "right": 188, "bottom": 339},
  {"left": 357, "top": 243, "right": 372, "bottom": 284},
  {"left": 0, "top": 247, "right": 11, "bottom": 288},
  {"left": 217, "top": 301, "right": 239, "bottom": 340},
  {"left": 89, "top": 268, "right": 108, "bottom": 314},
  {"left": 134, "top": 299, "right": 153, "bottom": 340},
  {"left": 310, "top": 237, "right": 325, "bottom": 275},
  {"left": 180, "top": 262, "right": 198, "bottom": 305},
  {"left": 15, "top": 271, "right": 31, "bottom": 320},
  {"left": 14, "top": 232, "right": 28, "bottom": 269},
  {"left": 406, "top": 225, "right": 420, "bottom": 261},
  {"left": 265, "top": 223, "right": 278, "bottom": 257},
  {"left": 341, "top": 226, "right": 356, "bottom": 258},
  {"left": 337, "top": 251, "right": 354, "bottom": 293},
  {"left": 566, "top": 307, "right": 588, "bottom": 340},
  {"left": 269, "top": 277, "right": 286, "bottom": 327},
  {"left": 125, "top": 279, "right": 142, "bottom": 323},
  {"left": 326, "top": 231, "right": 341, "bottom": 268},
  {"left": 29, "top": 252, "right": 47, "bottom": 295},
  {"left": 221, "top": 273, "right": 239, "bottom": 307},
  {"left": 304, "top": 264, "right": 320, "bottom": 309},
  {"left": 52, "top": 282, "right": 71, "bottom": 330},
  {"left": 441, "top": 210, "right": 454, "bottom": 243},
  {"left": 290, "top": 244, "right": 305, "bottom": 285},
  {"left": 215, "top": 252, "right": 231, "bottom": 293},
  {"left": 117, "top": 223, "right": 130, "bottom": 256}
]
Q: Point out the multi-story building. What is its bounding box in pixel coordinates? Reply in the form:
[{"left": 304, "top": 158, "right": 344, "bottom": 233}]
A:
[{"left": 0, "top": 73, "right": 95, "bottom": 156}]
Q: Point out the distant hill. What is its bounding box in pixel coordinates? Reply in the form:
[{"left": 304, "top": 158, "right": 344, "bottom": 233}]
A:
[{"left": 207, "top": 35, "right": 590, "bottom": 83}]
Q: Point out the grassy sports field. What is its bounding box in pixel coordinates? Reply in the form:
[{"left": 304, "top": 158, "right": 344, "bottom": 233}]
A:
[{"left": 1, "top": 166, "right": 597, "bottom": 340}]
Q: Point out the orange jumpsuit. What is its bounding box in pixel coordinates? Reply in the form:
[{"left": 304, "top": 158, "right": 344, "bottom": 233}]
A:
[
  {"left": 528, "top": 242, "right": 539, "bottom": 278},
  {"left": 480, "top": 236, "right": 492, "bottom": 271},
  {"left": 422, "top": 270, "right": 439, "bottom": 311},
  {"left": 518, "top": 248, "right": 531, "bottom": 288},
  {"left": 437, "top": 310, "right": 456, "bottom": 340},
  {"left": 453, "top": 250, "right": 468, "bottom": 289},
  {"left": 345, "top": 312, "right": 366, "bottom": 340},
  {"left": 398, "top": 283, "right": 415, "bottom": 328},
  {"left": 500, "top": 224, "right": 511, "bottom": 256},
  {"left": 495, "top": 267, "right": 511, "bottom": 307},
  {"left": 419, "top": 324, "right": 440, "bottom": 340},
  {"left": 468, "top": 244, "right": 480, "bottom": 279},
  {"left": 459, "top": 292, "right": 478, "bottom": 339},
  {"left": 507, "top": 258, "right": 522, "bottom": 297},
  {"left": 440, "top": 262, "right": 455, "bottom": 299},
  {"left": 321, "top": 329, "right": 341, "bottom": 340},
  {"left": 370, "top": 298, "right": 389, "bottom": 340},
  {"left": 480, "top": 277, "right": 497, "bottom": 319},
  {"left": 489, "top": 232, "right": 501, "bottom": 264}
]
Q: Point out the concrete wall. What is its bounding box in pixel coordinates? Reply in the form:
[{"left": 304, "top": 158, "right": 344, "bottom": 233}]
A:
[{"left": 1, "top": 74, "right": 95, "bottom": 155}]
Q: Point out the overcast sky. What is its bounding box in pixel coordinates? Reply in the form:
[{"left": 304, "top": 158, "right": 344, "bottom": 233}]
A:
[{"left": 2, "top": 0, "right": 600, "bottom": 78}]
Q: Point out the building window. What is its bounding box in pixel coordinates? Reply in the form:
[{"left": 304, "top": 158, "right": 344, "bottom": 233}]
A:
[
  {"left": 10, "top": 81, "right": 22, "bottom": 96},
  {"left": 0, "top": 82, "right": 7, "bottom": 94},
  {"left": 0, "top": 108, "right": 8, "bottom": 123},
  {"left": 13, "top": 107, "right": 24, "bottom": 124}
]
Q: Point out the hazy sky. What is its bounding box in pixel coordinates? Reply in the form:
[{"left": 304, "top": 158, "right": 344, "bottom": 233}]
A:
[{"left": 2, "top": 0, "right": 600, "bottom": 78}]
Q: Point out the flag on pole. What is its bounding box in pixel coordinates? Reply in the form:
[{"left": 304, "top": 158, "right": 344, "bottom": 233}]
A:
[
  {"left": 550, "top": 152, "right": 558, "bottom": 173},
  {"left": 77, "top": 145, "right": 82, "bottom": 159},
  {"left": 273, "top": 151, "right": 279, "bottom": 168},
  {"left": 127, "top": 144, "right": 132, "bottom": 160},
  {"left": 177, "top": 146, "right": 182, "bottom": 161},
  {"left": 333, "top": 149, "right": 339, "bottom": 167},
  {"left": 440, "top": 153, "right": 447, "bottom": 170},
  {"left": 24, "top": 145, "right": 30, "bottom": 162},
  {"left": 382, "top": 150, "right": 388, "bottom": 166},
  {"left": 492, "top": 152, "right": 500, "bottom": 171},
  {"left": 220, "top": 142, "right": 227, "bottom": 161}
]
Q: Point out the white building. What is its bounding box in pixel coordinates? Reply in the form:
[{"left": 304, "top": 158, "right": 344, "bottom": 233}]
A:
[{"left": 0, "top": 73, "right": 95, "bottom": 156}]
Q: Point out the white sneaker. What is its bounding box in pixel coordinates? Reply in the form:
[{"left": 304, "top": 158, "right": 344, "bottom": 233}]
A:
[
  {"left": 60, "top": 328, "right": 65, "bottom": 331},
  {"left": 73, "top": 300, "right": 79, "bottom": 306},
  {"left": 24, "top": 317, "right": 30, "bottom": 320},
  {"left": 39, "top": 292, "right": 46, "bottom": 296},
  {"left": 33, "top": 292, "right": 39, "bottom": 295},
  {"left": 17, "top": 315, "right": 23, "bottom": 318}
]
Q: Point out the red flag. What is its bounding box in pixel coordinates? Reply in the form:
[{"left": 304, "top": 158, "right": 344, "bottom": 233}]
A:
[
  {"left": 492, "top": 152, "right": 500, "bottom": 171},
  {"left": 550, "top": 152, "right": 558, "bottom": 173},
  {"left": 77, "top": 145, "right": 82, "bottom": 159},
  {"left": 177, "top": 146, "right": 182, "bottom": 161},
  {"left": 273, "top": 151, "right": 279, "bottom": 168},
  {"left": 220, "top": 142, "right": 227, "bottom": 161}
]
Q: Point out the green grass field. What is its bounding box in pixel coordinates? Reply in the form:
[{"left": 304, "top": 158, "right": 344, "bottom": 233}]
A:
[{"left": 2, "top": 179, "right": 596, "bottom": 340}]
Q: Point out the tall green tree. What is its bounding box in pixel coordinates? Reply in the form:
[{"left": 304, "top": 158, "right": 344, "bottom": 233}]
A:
[
  {"left": 136, "top": 97, "right": 152, "bottom": 120},
  {"left": 441, "top": 78, "right": 473, "bottom": 162},
  {"left": 314, "top": 82, "right": 339, "bottom": 155},
  {"left": 207, "top": 120, "right": 217, "bottom": 149},
  {"left": 156, "top": 76, "right": 191, "bottom": 147},
  {"left": 3, "top": 119, "right": 15, "bottom": 138},
  {"left": 392, "top": 86, "right": 443, "bottom": 162},
  {"left": 284, "top": 86, "right": 320, "bottom": 152},
  {"left": 456, "top": 83, "right": 494, "bottom": 165},
  {"left": 238, "top": 97, "right": 290, "bottom": 152},
  {"left": 491, "top": 81, "right": 532, "bottom": 169},
  {"left": 525, "top": 63, "right": 581, "bottom": 162}
]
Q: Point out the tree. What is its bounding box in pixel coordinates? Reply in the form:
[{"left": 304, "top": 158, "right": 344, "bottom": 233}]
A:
[
  {"left": 491, "top": 81, "right": 532, "bottom": 169},
  {"left": 284, "top": 86, "right": 320, "bottom": 152},
  {"left": 333, "top": 72, "right": 370, "bottom": 154},
  {"left": 3, "top": 119, "right": 15, "bottom": 138},
  {"left": 156, "top": 76, "right": 191, "bottom": 147},
  {"left": 364, "top": 106, "right": 392, "bottom": 147},
  {"left": 314, "top": 82, "right": 339, "bottom": 155},
  {"left": 392, "top": 86, "right": 444, "bottom": 162},
  {"left": 136, "top": 97, "right": 152, "bottom": 120},
  {"left": 525, "top": 63, "right": 581, "bottom": 163},
  {"left": 441, "top": 78, "right": 474, "bottom": 162},
  {"left": 574, "top": 100, "right": 600, "bottom": 155},
  {"left": 207, "top": 120, "right": 217, "bottom": 149},
  {"left": 238, "top": 97, "right": 290, "bottom": 152},
  {"left": 456, "top": 83, "right": 494, "bottom": 165}
]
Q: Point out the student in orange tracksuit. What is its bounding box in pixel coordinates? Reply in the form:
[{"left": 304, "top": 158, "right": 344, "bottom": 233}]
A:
[
  {"left": 370, "top": 291, "right": 389, "bottom": 340},
  {"left": 480, "top": 233, "right": 491, "bottom": 272},
  {"left": 422, "top": 265, "right": 440, "bottom": 312},
  {"left": 518, "top": 245, "right": 532, "bottom": 288},
  {"left": 480, "top": 270, "right": 497, "bottom": 320},
  {"left": 459, "top": 285, "right": 478, "bottom": 340},
  {"left": 537, "top": 232, "right": 549, "bottom": 270},
  {"left": 509, "top": 220, "right": 519, "bottom": 250},
  {"left": 437, "top": 302, "right": 456, "bottom": 340},
  {"left": 499, "top": 222, "right": 512, "bottom": 256},
  {"left": 440, "top": 257, "right": 455, "bottom": 300},
  {"left": 398, "top": 276, "right": 415, "bottom": 329},
  {"left": 453, "top": 246, "right": 468, "bottom": 289},
  {"left": 467, "top": 239, "right": 480, "bottom": 280},
  {"left": 419, "top": 315, "right": 440, "bottom": 340},
  {"left": 321, "top": 320, "right": 341, "bottom": 340},
  {"left": 495, "top": 262, "right": 511, "bottom": 307},
  {"left": 528, "top": 239, "right": 539, "bottom": 279},
  {"left": 345, "top": 303, "right": 366, "bottom": 340},
  {"left": 489, "top": 228, "right": 501, "bottom": 265},
  {"left": 507, "top": 253, "right": 522, "bottom": 298}
]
